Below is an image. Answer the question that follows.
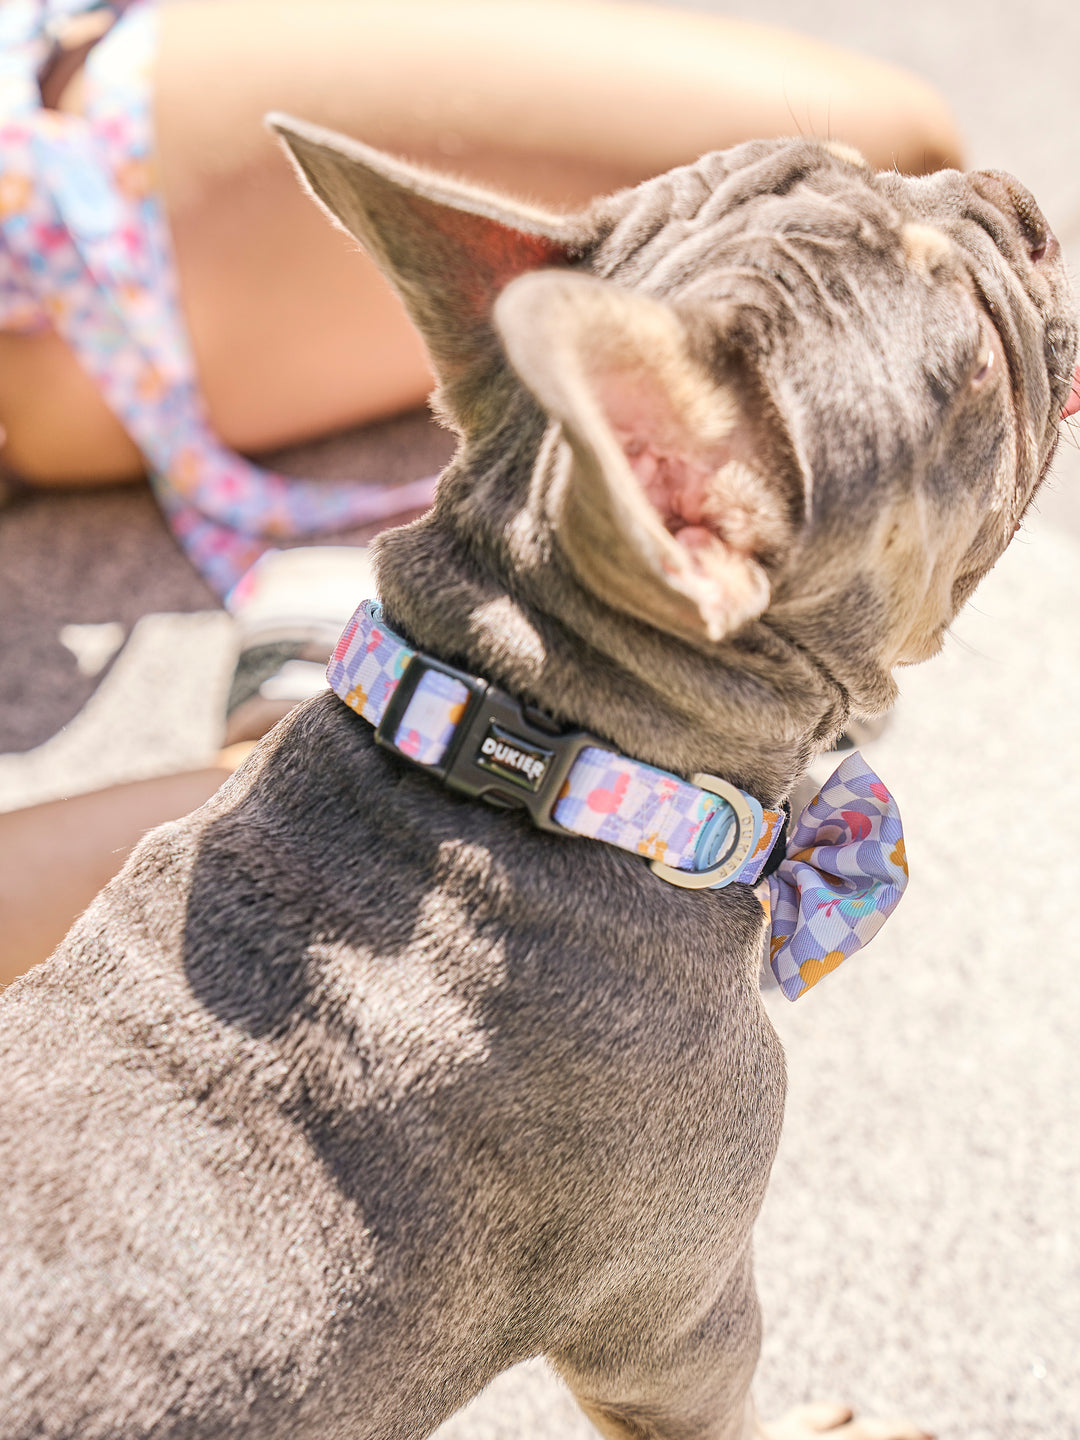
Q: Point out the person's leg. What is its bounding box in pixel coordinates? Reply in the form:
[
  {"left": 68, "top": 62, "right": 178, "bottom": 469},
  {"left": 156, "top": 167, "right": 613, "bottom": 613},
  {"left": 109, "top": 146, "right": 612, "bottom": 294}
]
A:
[
  {"left": 0, "top": 750, "right": 254, "bottom": 985},
  {"left": 0, "top": 0, "right": 963, "bottom": 485}
]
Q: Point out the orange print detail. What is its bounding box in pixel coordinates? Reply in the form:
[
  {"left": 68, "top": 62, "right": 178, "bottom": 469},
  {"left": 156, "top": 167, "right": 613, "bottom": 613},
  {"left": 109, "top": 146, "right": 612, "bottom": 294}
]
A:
[
  {"left": 175, "top": 447, "right": 201, "bottom": 486},
  {"left": 137, "top": 368, "right": 166, "bottom": 403},
  {"left": 798, "top": 950, "right": 846, "bottom": 989},
  {"left": 116, "top": 157, "right": 155, "bottom": 201},
  {"left": 750, "top": 817, "right": 778, "bottom": 859},
  {"left": 0, "top": 172, "right": 32, "bottom": 220}
]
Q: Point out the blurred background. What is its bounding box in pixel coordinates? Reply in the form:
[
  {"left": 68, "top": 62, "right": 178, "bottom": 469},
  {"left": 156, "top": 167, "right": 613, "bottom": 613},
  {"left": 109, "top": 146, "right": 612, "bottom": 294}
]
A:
[{"left": 1, "top": 2, "right": 1078, "bottom": 1437}]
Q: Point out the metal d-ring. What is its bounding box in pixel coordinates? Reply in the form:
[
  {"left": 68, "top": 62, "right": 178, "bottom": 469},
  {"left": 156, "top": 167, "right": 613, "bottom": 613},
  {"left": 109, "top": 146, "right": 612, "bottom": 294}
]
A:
[{"left": 649, "top": 773, "right": 760, "bottom": 890}]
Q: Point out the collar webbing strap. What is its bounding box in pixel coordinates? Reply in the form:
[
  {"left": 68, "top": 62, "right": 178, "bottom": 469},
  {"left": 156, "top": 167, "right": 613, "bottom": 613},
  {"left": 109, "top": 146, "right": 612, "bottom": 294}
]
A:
[{"left": 327, "top": 600, "right": 786, "bottom": 888}]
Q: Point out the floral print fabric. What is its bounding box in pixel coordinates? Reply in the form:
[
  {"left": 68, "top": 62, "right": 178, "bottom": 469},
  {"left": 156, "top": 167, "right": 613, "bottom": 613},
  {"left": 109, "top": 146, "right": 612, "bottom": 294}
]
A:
[{"left": 0, "top": 0, "right": 436, "bottom": 602}]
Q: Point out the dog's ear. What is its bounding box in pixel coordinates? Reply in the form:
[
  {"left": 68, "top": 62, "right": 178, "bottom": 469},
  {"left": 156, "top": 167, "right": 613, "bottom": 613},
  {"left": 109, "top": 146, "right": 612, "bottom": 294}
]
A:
[
  {"left": 494, "top": 271, "right": 806, "bottom": 644},
  {"left": 268, "top": 113, "right": 576, "bottom": 427}
]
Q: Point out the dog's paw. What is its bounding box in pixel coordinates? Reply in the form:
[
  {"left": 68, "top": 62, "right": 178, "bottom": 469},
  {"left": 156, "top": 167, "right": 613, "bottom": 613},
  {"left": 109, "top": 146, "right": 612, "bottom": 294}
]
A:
[{"left": 761, "top": 1401, "right": 933, "bottom": 1440}]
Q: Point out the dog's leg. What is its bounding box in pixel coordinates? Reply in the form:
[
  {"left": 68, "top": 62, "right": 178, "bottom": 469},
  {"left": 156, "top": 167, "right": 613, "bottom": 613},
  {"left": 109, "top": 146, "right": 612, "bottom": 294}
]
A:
[
  {"left": 553, "top": 1248, "right": 764, "bottom": 1440},
  {"left": 572, "top": 1377, "right": 933, "bottom": 1440},
  {"left": 554, "top": 1254, "right": 930, "bottom": 1440}
]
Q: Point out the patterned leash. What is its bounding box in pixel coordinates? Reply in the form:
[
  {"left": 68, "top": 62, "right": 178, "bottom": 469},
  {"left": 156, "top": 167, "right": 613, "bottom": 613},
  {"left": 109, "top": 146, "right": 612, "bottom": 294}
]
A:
[{"left": 0, "top": 0, "right": 436, "bottom": 602}]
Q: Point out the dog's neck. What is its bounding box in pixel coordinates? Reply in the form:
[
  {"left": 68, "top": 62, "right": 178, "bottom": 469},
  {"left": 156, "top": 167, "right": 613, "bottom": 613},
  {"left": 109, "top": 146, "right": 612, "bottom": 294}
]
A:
[{"left": 375, "top": 493, "right": 848, "bottom": 807}]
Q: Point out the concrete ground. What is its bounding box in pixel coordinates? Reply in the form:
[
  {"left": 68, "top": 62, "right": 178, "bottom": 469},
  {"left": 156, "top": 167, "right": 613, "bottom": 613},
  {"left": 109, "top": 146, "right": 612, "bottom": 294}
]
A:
[{"left": 2, "top": 2, "right": 1078, "bottom": 1437}]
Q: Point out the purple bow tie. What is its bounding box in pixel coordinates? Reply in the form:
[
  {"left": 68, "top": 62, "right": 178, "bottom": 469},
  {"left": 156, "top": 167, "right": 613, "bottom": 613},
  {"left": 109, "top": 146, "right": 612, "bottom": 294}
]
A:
[
  {"left": 762, "top": 752, "right": 908, "bottom": 1001},
  {"left": 327, "top": 601, "right": 908, "bottom": 1001}
]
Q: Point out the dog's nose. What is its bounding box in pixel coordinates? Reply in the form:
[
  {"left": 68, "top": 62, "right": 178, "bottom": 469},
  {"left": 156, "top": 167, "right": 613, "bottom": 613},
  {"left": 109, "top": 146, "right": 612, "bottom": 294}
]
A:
[{"left": 972, "top": 169, "right": 1059, "bottom": 265}]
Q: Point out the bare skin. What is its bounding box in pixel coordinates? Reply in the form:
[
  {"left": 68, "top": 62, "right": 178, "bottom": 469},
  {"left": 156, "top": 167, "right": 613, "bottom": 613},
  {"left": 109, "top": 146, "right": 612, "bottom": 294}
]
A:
[
  {"left": 0, "top": 746, "right": 259, "bottom": 986},
  {"left": 0, "top": 0, "right": 963, "bottom": 484},
  {"left": 0, "top": 769, "right": 228, "bottom": 984}
]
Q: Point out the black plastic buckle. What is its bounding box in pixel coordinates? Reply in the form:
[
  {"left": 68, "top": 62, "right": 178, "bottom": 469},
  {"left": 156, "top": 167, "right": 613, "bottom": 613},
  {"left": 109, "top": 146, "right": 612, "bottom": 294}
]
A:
[{"left": 374, "top": 651, "right": 611, "bottom": 833}]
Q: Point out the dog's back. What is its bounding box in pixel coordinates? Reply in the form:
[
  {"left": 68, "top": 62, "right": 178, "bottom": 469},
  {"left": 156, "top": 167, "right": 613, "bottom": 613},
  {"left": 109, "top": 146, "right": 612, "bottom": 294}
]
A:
[{"left": 1, "top": 697, "right": 782, "bottom": 1438}]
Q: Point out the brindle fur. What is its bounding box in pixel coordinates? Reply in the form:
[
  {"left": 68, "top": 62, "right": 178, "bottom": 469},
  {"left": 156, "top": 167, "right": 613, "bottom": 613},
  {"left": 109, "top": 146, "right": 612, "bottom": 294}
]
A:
[{"left": 0, "top": 124, "right": 1073, "bottom": 1440}]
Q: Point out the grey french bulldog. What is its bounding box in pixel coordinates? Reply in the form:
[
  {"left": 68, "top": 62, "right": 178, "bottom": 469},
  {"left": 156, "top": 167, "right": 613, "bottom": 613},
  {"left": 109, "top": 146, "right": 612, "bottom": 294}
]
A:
[{"left": 1, "top": 117, "right": 1075, "bottom": 1440}]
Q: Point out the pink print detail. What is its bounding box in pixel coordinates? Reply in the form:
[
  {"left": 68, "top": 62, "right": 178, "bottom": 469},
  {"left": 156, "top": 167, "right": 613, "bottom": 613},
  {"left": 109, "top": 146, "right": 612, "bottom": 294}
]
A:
[
  {"left": 398, "top": 728, "right": 422, "bottom": 758},
  {"left": 870, "top": 782, "right": 891, "bottom": 803},
  {"left": 38, "top": 223, "right": 68, "bottom": 253},
  {"left": 332, "top": 619, "right": 359, "bottom": 664},
  {"left": 366, "top": 629, "right": 383, "bottom": 654},
  {"left": 840, "top": 810, "right": 872, "bottom": 841},
  {"left": 587, "top": 772, "right": 630, "bottom": 815}
]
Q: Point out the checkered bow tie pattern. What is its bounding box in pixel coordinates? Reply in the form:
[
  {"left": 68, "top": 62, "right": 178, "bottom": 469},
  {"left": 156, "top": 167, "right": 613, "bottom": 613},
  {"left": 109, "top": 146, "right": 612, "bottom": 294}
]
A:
[
  {"left": 328, "top": 601, "right": 908, "bottom": 1001},
  {"left": 762, "top": 753, "right": 908, "bottom": 1001}
]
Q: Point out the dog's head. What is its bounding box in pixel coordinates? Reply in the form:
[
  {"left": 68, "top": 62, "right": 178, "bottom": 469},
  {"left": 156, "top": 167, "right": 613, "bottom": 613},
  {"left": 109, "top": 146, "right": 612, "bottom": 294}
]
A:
[{"left": 272, "top": 118, "right": 1076, "bottom": 725}]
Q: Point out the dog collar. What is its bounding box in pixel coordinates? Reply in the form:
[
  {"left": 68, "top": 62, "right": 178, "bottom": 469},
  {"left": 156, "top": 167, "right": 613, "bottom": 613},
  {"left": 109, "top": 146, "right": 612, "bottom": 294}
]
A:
[
  {"left": 327, "top": 601, "right": 910, "bottom": 1000},
  {"left": 327, "top": 600, "right": 787, "bottom": 888}
]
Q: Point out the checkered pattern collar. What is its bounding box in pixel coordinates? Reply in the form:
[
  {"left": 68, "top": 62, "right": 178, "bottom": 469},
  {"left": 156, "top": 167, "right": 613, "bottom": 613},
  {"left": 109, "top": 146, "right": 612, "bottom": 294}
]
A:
[{"left": 327, "top": 600, "right": 909, "bottom": 1000}]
